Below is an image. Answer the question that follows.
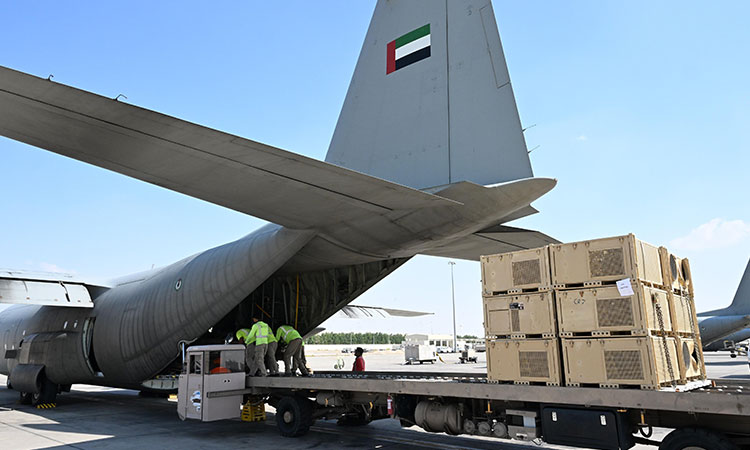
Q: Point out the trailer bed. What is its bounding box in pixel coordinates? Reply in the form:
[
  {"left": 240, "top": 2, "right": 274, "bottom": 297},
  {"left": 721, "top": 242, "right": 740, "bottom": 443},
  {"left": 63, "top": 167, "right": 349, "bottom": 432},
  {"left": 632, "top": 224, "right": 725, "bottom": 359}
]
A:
[{"left": 211, "top": 372, "right": 750, "bottom": 418}]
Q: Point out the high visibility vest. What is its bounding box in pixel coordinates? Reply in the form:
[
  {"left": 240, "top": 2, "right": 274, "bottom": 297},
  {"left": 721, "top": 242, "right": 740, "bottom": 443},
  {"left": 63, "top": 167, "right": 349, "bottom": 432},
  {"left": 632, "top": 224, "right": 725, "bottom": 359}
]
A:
[
  {"left": 236, "top": 328, "right": 252, "bottom": 343},
  {"left": 276, "top": 325, "right": 302, "bottom": 344},
  {"left": 250, "top": 321, "right": 270, "bottom": 345}
]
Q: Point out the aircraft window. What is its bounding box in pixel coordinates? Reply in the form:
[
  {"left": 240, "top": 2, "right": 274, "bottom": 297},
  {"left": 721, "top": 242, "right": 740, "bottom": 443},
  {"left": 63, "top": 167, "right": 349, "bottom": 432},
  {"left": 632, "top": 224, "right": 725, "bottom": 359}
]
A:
[{"left": 189, "top": 354, "right": 202, "bottom": 374}]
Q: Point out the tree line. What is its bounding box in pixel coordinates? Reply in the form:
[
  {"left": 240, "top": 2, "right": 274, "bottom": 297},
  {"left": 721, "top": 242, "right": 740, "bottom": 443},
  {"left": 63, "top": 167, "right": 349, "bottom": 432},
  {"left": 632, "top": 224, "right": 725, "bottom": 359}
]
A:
[
  {"left": 305, "top": 333, "right": 480, "bottom": 344},
  {"left": 306, "top": 332, "right": 406, "bottom": 345}
]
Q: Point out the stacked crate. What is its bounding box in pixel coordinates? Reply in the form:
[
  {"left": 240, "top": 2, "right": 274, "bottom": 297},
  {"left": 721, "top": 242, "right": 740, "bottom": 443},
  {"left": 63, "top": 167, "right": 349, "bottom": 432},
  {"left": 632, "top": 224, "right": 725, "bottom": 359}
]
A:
[
  {"left": 659, "top": 248, "right": 707, "bottom": 381},
  {"left": 480, "top": 234, "right": 706, "bottom": 390},
  {"left": 552, "top": 234, "right": 706, "bottom": 389},
  {"left": 481, "top": 248, "right": 562, "bottom": 386}
]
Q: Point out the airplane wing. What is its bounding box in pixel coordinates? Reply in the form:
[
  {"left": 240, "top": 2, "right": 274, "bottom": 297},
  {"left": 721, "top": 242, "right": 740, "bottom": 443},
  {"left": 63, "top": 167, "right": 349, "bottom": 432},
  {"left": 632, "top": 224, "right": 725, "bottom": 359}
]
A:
[
  {"left": 421, "top": 225, "right": 559, "bottom": 260},
  {"left": 334, "top": 305, "right": 433, "bottom": 319},
  {"left": 0, "top": 66, "right": 459, "bottom": 230}
]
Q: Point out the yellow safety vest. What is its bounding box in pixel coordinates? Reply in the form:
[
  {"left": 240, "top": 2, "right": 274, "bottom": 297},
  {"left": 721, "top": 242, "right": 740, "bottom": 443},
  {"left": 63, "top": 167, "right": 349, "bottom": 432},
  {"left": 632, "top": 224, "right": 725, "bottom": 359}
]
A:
[
  {"left": 250, "top": 321, "right": 270, "bottom": 345},
  {"left": 276, "top": 325, "right": 302, "bottom": 344},
  {"left": 236, "top": 328, "right": 252, "bottom": 343}
]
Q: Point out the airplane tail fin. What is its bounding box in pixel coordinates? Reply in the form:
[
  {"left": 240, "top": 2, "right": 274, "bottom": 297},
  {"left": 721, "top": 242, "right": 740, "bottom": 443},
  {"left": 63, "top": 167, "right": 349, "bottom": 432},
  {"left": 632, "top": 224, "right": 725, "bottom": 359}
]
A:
[
  {"left": 325, "top": 0, "right": 533, "bottom": 190},
  {"left": 727, "top": 259, "right": 750, "bottom": 314},
  {"left": 699, "top": 258, "right": 750, "bottom": 316}
]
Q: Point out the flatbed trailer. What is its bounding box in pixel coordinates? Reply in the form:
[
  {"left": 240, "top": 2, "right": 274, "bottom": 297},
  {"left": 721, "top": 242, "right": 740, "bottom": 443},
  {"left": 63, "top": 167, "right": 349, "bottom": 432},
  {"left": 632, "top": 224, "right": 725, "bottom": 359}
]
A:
[
  {"left": 211, "top": 371, "right": 750, "bottom": 450},
  {"left": 179, "top": 345, "right": 750, "bottom": 449}
]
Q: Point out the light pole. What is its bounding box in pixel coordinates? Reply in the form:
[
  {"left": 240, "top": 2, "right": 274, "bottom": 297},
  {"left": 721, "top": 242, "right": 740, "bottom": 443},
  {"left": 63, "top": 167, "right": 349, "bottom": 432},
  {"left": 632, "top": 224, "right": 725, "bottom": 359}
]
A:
[{"left": 449, "top": 261, "right": 457, "bottom": 352}]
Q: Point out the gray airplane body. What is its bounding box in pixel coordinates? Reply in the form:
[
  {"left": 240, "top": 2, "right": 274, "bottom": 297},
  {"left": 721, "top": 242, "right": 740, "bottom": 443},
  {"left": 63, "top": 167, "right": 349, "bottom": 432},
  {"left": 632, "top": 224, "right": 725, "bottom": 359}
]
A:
[
  {"left": 0, "top": 1, "right": 556, "bottom": 400},
  {"left": 698, "top": 259, "right": 750, "bottom": 351}
]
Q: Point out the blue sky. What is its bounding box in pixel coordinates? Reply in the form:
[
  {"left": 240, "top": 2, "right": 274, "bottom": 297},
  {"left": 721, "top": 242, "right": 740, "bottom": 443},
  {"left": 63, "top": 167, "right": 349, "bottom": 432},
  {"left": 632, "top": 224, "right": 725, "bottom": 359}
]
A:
[{"left": 1, "top": 1, "right": 748, "bottom": 336}]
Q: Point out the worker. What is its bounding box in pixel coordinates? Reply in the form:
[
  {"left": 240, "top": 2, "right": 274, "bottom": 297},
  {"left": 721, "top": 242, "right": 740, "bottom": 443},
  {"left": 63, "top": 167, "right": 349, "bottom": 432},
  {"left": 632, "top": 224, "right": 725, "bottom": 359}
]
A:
[
  {"left": 292, "top": 341, "right": 309, "bottom": 375},
  {"left": 209, "top": 356, "right": 230, "bottom": 374},
  {"left": 352, "top": 347, "right": 365, "bottom": 372},
  {"left": 265, "top": 324, "right": 280, "bottom": 376},
  {"left": 276, "top": 324, "right": 309, "bottom": 376},
  {"left": 247, "top": 317, "right": 270, "bottom": 377},
  {"left": 236, "top": 327, "right": 254, "bottom": 373}
]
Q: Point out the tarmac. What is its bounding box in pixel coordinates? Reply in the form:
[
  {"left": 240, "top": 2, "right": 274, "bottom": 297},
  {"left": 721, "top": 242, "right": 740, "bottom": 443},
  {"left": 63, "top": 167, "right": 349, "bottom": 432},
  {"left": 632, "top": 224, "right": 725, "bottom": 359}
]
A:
[{"left": 0, "top": 350, "right": 747, "bottom": 450}]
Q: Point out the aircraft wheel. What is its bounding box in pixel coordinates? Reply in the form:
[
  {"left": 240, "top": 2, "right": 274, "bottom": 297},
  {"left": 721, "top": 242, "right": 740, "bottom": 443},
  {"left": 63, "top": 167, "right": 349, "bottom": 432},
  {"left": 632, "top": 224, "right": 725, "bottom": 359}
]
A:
[
  {"left": 275, "top": 395, "right": 313, "bottom": 437},
  {"left": 31, "top": 377, "right": 58, "bottom": 407},
  {"left": 659, "top": 427, "right": 738, "bottom": 450},
  {"left": 19, "top": 392, "right": 32, "bottom": 405}
]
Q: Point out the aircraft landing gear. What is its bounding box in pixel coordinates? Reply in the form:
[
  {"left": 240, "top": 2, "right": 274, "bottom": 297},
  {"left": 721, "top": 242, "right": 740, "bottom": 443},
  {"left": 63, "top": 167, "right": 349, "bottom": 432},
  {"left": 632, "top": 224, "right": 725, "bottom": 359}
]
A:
[
  {"left": 30, "top": 376, "right": 58, "bottom": 406},
  {"left": 19, "top": 392, "right": 32, "bottom": 405}
]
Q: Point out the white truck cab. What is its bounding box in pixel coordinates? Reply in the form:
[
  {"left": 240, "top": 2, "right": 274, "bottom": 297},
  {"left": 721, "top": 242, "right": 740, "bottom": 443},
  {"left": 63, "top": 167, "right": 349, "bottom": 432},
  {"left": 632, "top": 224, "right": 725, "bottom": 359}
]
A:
[{"left": 177, "top": 344, "right": 246, "bottom": 421}]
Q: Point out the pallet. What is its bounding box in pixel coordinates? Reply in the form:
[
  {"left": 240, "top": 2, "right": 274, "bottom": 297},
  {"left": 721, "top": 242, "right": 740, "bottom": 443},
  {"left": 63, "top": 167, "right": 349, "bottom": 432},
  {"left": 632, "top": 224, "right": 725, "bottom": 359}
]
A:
[
  {"left": 559, "top": 329, "right": 650, "bottom": 338},
  {"left": 670, "top": 331, "right": 699, "bottom": 338},
  {"left": 487, "top": 379, "right": 561, "bottom": 387},
  {"left": 488, "top": 332, "right": 557, "bottom": 340},
  {"left": 566, "top": 382, "right": 672, "bottom": 391},
  {"left": 553, "top": 278, "right": 669, "bottom": 292},
  {"left": 484, "top": 285, "right": 551, "bottom": 296}
]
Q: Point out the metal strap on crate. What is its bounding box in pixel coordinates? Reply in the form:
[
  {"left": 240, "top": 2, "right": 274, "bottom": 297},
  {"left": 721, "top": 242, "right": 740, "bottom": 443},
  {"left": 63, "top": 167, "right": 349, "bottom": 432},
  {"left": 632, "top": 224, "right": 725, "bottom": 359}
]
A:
[{"left": 654, "top": 301, "right": 676, "bottom": 386}]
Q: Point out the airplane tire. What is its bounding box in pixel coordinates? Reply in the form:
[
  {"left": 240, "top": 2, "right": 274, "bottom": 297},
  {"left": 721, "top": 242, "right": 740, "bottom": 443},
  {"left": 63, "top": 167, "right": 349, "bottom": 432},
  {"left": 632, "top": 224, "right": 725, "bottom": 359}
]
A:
[
  {"left": 659, "top": 427, "right": 738, "bottom": 450},
  {"left": 19, "top": 392, "right": 32, "bottom": 405},
  {"left": 275, "top": 396, "right": 313, "bottom": 437},
  {"left": 31, "top": 377, "right": 57, "bottom": 407}
]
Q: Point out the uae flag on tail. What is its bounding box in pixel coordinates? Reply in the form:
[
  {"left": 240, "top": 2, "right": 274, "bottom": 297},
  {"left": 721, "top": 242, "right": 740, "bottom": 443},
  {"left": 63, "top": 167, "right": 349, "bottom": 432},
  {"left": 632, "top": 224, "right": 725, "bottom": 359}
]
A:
[{"left": 387, "top": 24, "right": 431, "bottom": 74}]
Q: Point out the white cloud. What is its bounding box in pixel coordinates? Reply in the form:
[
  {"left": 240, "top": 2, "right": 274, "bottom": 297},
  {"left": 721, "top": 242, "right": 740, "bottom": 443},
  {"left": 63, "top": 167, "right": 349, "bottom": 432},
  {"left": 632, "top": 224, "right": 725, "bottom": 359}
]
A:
[
  {"left": 39, "top": 262, "right": 76, "bottom": 274},
  {"left": 576, "top": 135, "right": 588, "bottom": 141},
  {"left": 670, "top": 218, "right": 750, "bottom": 251}
]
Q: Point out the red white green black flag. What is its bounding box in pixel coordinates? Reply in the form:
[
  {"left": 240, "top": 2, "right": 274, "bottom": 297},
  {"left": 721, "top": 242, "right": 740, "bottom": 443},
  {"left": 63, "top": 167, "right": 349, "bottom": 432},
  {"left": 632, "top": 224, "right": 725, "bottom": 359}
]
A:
[{"left": 387, "top": 24, "right": 431, "bottom": 74}]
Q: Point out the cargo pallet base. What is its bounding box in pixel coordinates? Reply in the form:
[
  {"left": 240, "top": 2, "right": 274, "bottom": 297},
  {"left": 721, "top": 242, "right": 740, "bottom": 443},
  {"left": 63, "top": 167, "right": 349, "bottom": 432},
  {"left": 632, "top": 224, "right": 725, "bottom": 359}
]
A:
[
  {"left": 559, "top": 330, "right": 650, "bottom": 338},
  {"left": 487, "top": 379, "right": 561, "bottom": 387},
  {"left": 485, "top": 286, "right": 550, "bottom": 296},
  {"left": 565, "top": 380, "right": 709, "bottom": 391},
  {"left": 487, "top": 333, "right": 557, "bottom": 340}
]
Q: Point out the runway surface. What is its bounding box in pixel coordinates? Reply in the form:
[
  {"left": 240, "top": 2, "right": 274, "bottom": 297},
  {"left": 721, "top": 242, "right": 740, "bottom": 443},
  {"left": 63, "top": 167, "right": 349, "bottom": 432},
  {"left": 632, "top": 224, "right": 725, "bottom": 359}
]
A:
[{"left": 1, "top": 350, "right": 747, "bottom": 449}]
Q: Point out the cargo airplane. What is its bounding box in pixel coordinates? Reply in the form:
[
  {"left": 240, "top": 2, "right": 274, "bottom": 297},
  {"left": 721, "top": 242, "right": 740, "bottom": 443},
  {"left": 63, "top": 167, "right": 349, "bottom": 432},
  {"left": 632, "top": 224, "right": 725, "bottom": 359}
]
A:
[
  {"left": 0, "top": 0, "right": 556, "bottom": 405},
  {"left": 698, "top": 259, "right": 750, "bottom": 354}
]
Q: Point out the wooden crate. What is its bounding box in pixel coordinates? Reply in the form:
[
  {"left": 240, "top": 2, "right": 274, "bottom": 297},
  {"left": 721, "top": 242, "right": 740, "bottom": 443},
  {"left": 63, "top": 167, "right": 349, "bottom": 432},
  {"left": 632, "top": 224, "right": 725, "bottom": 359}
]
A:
[
  {"left": 562, "top": 336, "right": 680, "bottom": 389},
  {"left": 675, "top": 336, "right": 706, "bottom": 382},
  {"left": 487, "top": 338, "right": 561, "bottom": 385},
  {"left": 484, "top": 292, "right": 556, "bottom": 338},
  {"left": 556, "top": 283, "right": 672, "bottom": 337},
  {"left": 481, "top": 247, "right": 551, "bottom": 295},
  {"left": 549, "top": 234, "right": 664, "bottom": 287}
]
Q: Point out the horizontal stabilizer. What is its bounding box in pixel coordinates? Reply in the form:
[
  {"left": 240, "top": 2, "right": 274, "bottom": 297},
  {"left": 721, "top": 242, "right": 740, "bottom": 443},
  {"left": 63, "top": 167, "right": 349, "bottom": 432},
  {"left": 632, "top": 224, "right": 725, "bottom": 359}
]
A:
[
  {"left": 0, "top": 275, "right": 93, "bottom": 308},
  {"left": 335, "top": 305, "right": 433, "bottom": 319},
  {"left": 422, "top": 225, "right": 558, "bottom": 261},
  {"left": 0, "top": 66, "right": 458, "bottom": 230}
]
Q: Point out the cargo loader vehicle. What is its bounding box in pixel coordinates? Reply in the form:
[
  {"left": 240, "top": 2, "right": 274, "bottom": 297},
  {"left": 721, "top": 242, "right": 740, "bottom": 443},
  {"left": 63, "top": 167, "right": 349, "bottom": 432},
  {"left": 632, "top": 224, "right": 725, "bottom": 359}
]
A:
[{"left": 177, "top": 344, "right": 750, "bottom": 450}]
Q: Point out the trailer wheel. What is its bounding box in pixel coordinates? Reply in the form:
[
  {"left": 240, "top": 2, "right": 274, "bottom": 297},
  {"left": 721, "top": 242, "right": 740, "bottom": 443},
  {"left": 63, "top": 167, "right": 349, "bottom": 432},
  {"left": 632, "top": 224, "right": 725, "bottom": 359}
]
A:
[
  {"left": 275, "top": 396, "right": 313, "bottom": 437},
  {"left": 659, "top": 427, "right": 739, "bottom": 450}
]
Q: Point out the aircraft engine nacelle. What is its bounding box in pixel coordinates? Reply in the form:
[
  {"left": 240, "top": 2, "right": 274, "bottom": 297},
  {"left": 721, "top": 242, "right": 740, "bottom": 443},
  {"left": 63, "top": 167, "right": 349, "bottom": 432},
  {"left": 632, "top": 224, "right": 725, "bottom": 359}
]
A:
[{"left": 6, "top": 332, "right": 92, "bottom": 387}]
